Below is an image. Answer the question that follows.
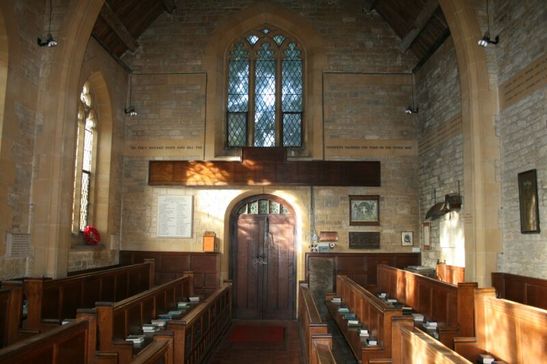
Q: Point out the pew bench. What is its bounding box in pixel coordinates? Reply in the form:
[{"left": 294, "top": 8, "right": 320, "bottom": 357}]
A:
[
  {"left": 2, "top": 260, "right": 156, "bottom": 332},
  {"left": 454, "top": 288, "right": 547, "bottom": 364},
  {"left": 491, "top": 271, "right": 547, "bottom": 310},
  {"left": 327, "top": 275, "right": 404, "bottom": 364},
  {"left": 96, "top": 273, "right": 193, "bottom": 364},
  {"left": 298, "top": 282, "right": 333, "bottom": 364},
  {"left": 0, "top": 284, "right": 23, "bottom": 348},
  {"left": 375, "top": 264, "right": 476, "bottom": 348},
  {"left": 391, "top": 316, "right": 471, "bottom": 364}
]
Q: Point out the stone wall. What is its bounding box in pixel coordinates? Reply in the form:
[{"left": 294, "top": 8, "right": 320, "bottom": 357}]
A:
[
  {"left": 415, "top": 37, "right": 463, "bottom": 267},
  {"left": 494, "top": 0, "right": 547, "bottom": 278}
]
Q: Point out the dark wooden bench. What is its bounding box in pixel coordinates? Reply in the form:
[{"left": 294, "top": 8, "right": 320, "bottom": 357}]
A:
[
  {"left": 0, "top": 284, "right": 23, "bottom": 347},
  {"left": 95, "top": 273, "right": 193, "bottom": 364},
  {"left": 167, "top": 282, "right": 232, "bottom": 364},
  {"left": 298, "top": 282, "right": 333, "bottom": 364},
  {"left": 327, "top": 275, "right": 404, "bottom": 363},
  {"left": 376, "top": 264, "right": 477, "bottom": 348},
  {"left": 391, "top": 316, "right": 471, "bottom": 364},
  {"left": 436, "top": 263, "right": 465, "bottom": 285},
  {"left": 491, "top": 271, "right": 547, "bottom": 309},
  {"left": 454, "top": 287, "right": 547, "bottom": 363},
  {"left": 3, "top": 260, "right": 155, "bottom": 331}
]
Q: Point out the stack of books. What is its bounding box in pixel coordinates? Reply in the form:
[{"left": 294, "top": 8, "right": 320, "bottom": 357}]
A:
[
  {"left": 411, "top": 313, "right": 424, "bottom": 322},
  {"left": 423, "top": 321, "right": 437, "bottom": 329},
  {"left": 386, "top": 298, "right": 397, "bottom": 304},
  {"left": 330, "top": 297, "right": 342, "bottom": 304},
  {"left": 126, "top": 334, "right": 145, "bottom": 345},
  {"left": 177, "top": 301, "right": 190, "bottom": 309},
  {"left": 142, "top": 324, "right": 160, "bottom": 333},
  {"left": 189, "top": 296, "right": 200, "bottom": 303},
  {"left": 359, "top": 328, "right": 369, "bottom": 337},
  {"left": 402, "top": 306, "right": 413, "bottom": 315},
  {"left": 338, "top": 307, "right": 350, "bottom": 313},
  {"left": 347, "top": 319, "right": 360, "bottom": 327},
  {"left": 151, "top": 318, "right": 168, "bottom": 328},
  {"left": 365, "top": 337, "right": 378, "bottom": 346},
  {"left": 377, "top": 292, "right": 387, "bottom": 299},
  {"left": 343, "top": 312, "right": 356, "bottom": 320},
  {"left": 480, "top": 354, "right": 495, "bottom": 364}
]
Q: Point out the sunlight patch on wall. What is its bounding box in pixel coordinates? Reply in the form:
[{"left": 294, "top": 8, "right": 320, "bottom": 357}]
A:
[{"left": 439, "top": 211, "right": 465, "bottom": 267}]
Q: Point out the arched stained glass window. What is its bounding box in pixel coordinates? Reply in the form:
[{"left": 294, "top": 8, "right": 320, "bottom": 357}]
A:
[
  {"left": 237, "top": 198, "right": 290, "bottom": 215},
  {"left": 72, "top": 82, "right": 97, "bottom": 232},
  {"left": 226, "top": 25, "right": 303, "bottom": 148}
]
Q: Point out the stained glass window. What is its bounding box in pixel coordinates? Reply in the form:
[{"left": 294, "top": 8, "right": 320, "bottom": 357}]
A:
[
  {"left": 73, "top": 82, "right": 97, "bottom": 232},
  {"left": 226, "top": 26, "right": 303, "bottom": 148},
  {"left": 237, "top": 198, "right": 289, "bottom": 215}
]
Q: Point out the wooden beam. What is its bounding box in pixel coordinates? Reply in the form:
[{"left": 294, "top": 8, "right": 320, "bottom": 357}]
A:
[
  {"left": 148, "top": 160, "right": 381, "bottom": 187},
  {"left": 99, "top": 2, "right": 138, "bottom": 52},
  {"left": 162, "top": 0, "right": 176, "bottom": 14},
  {"left": 399, "top": 0, "right": 439, "bottom": 51},
  {"left": 363, "top": 0, "right": 378, "bottom": 11}
]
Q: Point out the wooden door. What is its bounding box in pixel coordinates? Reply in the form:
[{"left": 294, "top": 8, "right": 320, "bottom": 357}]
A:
[{"left": 232, "top": 202, "right": 295, "bottom": 320}]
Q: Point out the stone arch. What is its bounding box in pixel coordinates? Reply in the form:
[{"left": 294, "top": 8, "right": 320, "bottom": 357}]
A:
[
  {"left": 438, "top": 0, "right": 501, "bottom": 286},
  {"left": 0, "top": 4, "right": 10, "bottom": 256},
  {"left": 204, "top": 1, "right": 327, "bottom": 160},
  {"left": 30, "top": 0, "right": 105, "bottom": 277}
]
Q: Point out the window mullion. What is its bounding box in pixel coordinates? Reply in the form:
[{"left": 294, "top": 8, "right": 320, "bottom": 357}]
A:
[
  {"left": 248, "top": 57, "right": 256, "bottom": 147},
  {"left": 275, "top": 54, "right": 282, "bottom": 147}
]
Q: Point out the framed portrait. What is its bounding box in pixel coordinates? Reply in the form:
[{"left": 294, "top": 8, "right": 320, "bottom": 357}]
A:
[
  {"left": 518, "top": 169, "right": 540, "bottom": 233},
  {"left": 401, "top": 231, "right": 413, "bottom": 246},
  {"left": 349, "top": 195, "right": 380, "bottom": 226}
]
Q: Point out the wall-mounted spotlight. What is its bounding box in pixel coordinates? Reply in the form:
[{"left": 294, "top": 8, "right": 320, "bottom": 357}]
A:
[
  {"left": 477, "top": 0, "right": 499, "bottom": 48},
  {"left": 124, "top": 106, "right": 138, "bottom": 117},
  {"left": 405, "top": 106, "right": 419, "bottom": 114},
  {"left": 477, "top": 32, "right": 499, "bottom": 47},
  {"left": 37, "top": 0, "right": 58, "bottom": 48}
]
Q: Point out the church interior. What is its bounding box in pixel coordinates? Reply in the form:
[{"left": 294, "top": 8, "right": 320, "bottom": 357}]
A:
[{"left": 0, "top": 0, "right": 545, "bottom": 363}]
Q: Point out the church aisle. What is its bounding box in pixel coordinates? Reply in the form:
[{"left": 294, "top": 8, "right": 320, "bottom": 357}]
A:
[{"left": 206, "top": 320, "right": 304, "bottom": 364}]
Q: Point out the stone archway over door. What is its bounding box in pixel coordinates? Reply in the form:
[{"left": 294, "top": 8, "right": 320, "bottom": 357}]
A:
[{"left": 230, "top": 195, "right": 296, "bottom": 320}]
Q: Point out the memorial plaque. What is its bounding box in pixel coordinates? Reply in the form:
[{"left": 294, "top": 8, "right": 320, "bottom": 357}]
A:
[
  {"left": 157, "top": 195, "right": 193, "bottom": 238},
  {"left": 348, "top": 232, "right": 380, "bottom": 249}
]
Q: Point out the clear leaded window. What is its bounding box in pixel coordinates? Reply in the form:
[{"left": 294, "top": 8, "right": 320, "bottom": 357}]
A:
[
  {"left": 237, "top": 198, "right": 290, "bottom": 215},
  {"left": 226, "top": 26, "right": 303, "bottom": 148},
  {"left": 72, "top": 82, "right": 97, "bottom": 232}
]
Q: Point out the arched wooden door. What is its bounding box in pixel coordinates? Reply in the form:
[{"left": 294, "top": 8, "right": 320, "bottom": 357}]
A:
[{"left": 230, "top": 195, "right": 296, "bottom": 320}]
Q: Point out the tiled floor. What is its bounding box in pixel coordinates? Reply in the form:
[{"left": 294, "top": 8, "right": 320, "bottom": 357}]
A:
[{"left": 206, "top": 320, "right": 305, "bottom": 364}]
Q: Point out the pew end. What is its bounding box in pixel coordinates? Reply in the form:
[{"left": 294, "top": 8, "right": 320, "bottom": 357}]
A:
[{"left": 453, "top": 336, "right": 481, "bottom": 361}]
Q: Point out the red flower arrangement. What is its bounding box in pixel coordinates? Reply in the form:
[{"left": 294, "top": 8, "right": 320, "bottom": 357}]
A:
[{"left": 83, "top": 225, "right": 101, "bottom": 245}]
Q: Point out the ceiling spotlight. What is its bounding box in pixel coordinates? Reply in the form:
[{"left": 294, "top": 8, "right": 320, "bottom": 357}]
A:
[
  {"left": 37, "top": 33, "right": 58, "bottom": 47},
  {"left": 38, "top": 0, "right": 58, "bottom": 48},
  {"left": 405, "top": 106, "right": 419, "bottom": 114},
  {"left": 477, "top": 32, "right": 499, "bottom": 47},
  {"left": 124, "top": 106, "right": 138, "bottom": 117}
]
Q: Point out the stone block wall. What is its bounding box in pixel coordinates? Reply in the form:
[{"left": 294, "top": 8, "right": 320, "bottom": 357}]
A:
[
  {"left": 494, "top": 0, "right": 547, "bottom": 278},
  {"left": 415, "top": 37, "right": 463, "bottom": 267}
]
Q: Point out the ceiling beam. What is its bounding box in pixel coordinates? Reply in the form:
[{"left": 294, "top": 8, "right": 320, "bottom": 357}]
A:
[
  {"left": 99, "top": 2, "right": 138, "bottom": 52},
  {"left": 400, "top": 0, "right": 439, "bottom": 51},
  {"left": 363, "top": 0, "right": 378, "bottom": 11},
  {"left": 162, "top": 0, "right": 176, "bottom": 14}
]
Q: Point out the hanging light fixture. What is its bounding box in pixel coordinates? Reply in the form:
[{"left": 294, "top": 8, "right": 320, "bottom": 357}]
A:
[
  {"left": 37, "top": 0, "right": 58, "bottom": 47},
  {"left": 477, "top": 0, "right": 499, "bottom": 47},
  {"left": 405, "top": 73, "right": 419, "bottom": 114},
  {"left": 124, "top": 73, "right": 138, "bottom": 116}
]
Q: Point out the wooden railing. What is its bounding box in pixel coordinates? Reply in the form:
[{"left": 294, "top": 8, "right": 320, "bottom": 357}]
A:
[
  {"left": 0, "top": 284, "right": 23, "bottom": 348},
  {"left": 376, "top": 264, "right": 477, "bottom": 347},
  {"left": 391, "top": 316, "right": 471, "bottom": 364},
  {"left": 95, "top": 273, "right": 192, "bottom": 363},
  {"left": 327, "top": 275, "right": 404, "bottom": 363},
  {"left": 454, "top": 288, "right": 547, "bottom": 363},
  {"left": 6, "top": 260, "right": 155, "bottom": 331},
  {"left": 436, "top": 263, "right": 465, "bottom": 285},
  {"left": 491, "top": 271, "right": 547, "bottom": 309},
  {"left": 298, "top": 282, "right": 333, "bottom": 364},
  {"left": 167, "top": 282, "right": 232, "bottom": 364}
]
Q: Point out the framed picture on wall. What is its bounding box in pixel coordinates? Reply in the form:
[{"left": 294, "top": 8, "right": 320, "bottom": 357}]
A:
[
  {"left": 401, "top": 231, "right": 413, "bottom": 246},
  {"left": 518, "top": 169, "right": 540, "bottom": 233},
  {"left": 349, "top": 195, "right": 380, "bottom": 226}
]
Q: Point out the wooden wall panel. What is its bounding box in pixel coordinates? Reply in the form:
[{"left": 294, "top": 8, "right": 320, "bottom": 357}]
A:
[
  {"left": 120, "top": 251, "right": 221, "bottom": 295},
  {"left": 491, "top": 272, "right": 547, "bottom": 310}
]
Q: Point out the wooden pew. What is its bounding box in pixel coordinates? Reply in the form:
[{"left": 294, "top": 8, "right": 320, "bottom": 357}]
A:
[
  {"left": 298, "top": 282, "right": 332, "bottom": 364},
  {"left": 0, "top": 315, "right": 96, "bottom": 364},
  {"left": 326, "top": 275, "right": 403, "bottom": 363},
  {"left": 311, "top": 336, "right": 337, "bottom": 364},
  {"left": 0, "top": 284, "right": 23, "bottom": 347},
  {"left": 9, "top": 260, "right": 155, "bottom": 331},
  {"left": 376, "top": 264, "right": 477, "bottom": 348},
  {"left": 454, "top": 288, "right": 547, "bottom": 363},
  {"left": 436, "top": 263, "right": 465, "bottom": 285},
  {"left": 95, "top": 273, "right": 193, "bottom": 364},
  {"left": 491, "top": 271, "right": 547, "bottom": 309},
  {"left": 391, "top": 316, "right": 471, "bottom": 364},
  {"left": 167, "top": 282, "right": 232, "bottom": 364}
]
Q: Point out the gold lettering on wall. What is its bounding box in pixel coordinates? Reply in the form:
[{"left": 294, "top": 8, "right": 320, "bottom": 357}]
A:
[
  {"left": 500, "top": 54, "right": 547, "bottom": 110},
  {"left": 325, "top": 139, "right": 417, "bottom": 158},
  {"left": 418, "top": 115, "right": 462, "bottom": 156},
  {"left": 124, "top": 139, "right": 204, "bottom": 158}
]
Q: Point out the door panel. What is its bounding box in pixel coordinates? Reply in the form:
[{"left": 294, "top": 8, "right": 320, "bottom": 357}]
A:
[{"left": 233, "top": 213, "right": 295, "bottom": 320}]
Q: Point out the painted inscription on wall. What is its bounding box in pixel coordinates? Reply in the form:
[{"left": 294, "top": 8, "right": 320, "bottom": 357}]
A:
[
  {"left": 325, "top": 139, "right": 417, "bottom": 158},
  {"left": 157, "top": 195, "right": 193, "bottom": 238},
  {"left": 500, "top": 54, "right": 547, "bottom": 110},
  {"left": 124, "top": 139, "right": 204, "bottom": 159}
]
